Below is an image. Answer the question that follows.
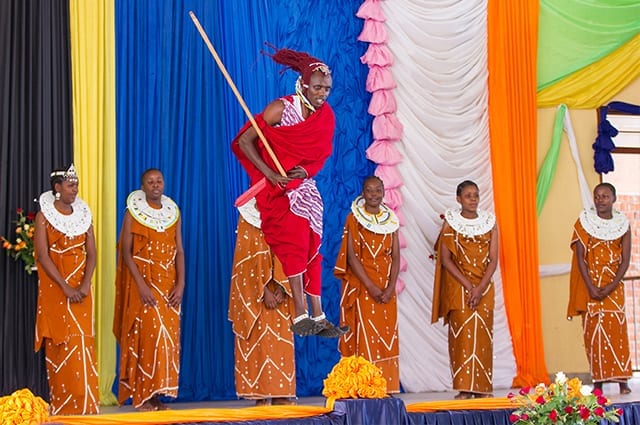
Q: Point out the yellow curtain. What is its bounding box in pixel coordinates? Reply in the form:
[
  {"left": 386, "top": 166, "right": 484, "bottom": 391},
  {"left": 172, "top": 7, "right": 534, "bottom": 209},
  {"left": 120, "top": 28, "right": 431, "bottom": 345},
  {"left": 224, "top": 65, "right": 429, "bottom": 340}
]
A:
[
  {"left": 487, "top": 0, "right": 549, "bottom": 387},
  {"left": 537, "top": 33, "right": 640, "bottom": 109},
  {"left": 69, "top": 0, "right": 117, "bottom": 405}
]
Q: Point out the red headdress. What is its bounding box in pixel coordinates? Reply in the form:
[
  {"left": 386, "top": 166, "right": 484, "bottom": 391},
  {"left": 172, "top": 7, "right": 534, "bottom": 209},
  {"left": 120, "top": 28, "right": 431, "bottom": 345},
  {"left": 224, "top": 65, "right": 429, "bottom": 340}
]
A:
[{"left": 264, "top": 46, "right": 331, "bottom": 86}]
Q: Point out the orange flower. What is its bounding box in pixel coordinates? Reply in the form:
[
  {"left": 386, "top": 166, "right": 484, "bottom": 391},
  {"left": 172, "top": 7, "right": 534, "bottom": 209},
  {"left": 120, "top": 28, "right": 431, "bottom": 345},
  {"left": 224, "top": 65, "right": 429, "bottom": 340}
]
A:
[
  {"left": 566, "top": 377, "right": 582, "bottom": 398},
  {"left": 0, "top": 388, "right": 49, "bottom": 425},
  {"left": 322, "top": 355, "right": 387, "bottom": 409}
]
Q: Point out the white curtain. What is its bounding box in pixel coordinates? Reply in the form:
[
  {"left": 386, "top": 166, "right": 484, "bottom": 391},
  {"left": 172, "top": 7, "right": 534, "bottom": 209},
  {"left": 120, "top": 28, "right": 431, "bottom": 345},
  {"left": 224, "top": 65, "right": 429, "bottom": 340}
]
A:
[{"left": 380, "top": 0, "right": 517, "bottom": 392}]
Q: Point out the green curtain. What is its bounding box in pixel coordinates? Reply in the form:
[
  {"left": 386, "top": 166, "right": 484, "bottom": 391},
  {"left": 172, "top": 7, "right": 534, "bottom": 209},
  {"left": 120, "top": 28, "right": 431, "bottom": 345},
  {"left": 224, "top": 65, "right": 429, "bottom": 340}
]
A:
[
  {"left": 536, "top": 104, "right": 566, "bottom": 215},
  {"left": 538, "top": 0, "right": 640, "bottom": 90}
]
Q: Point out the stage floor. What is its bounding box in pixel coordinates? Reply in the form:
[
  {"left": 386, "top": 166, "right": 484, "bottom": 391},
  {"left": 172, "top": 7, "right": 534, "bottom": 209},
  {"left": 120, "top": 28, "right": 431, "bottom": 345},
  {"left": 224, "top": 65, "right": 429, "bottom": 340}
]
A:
[{"left": 100, "top": 376, "right": 640, "bottom": 414}]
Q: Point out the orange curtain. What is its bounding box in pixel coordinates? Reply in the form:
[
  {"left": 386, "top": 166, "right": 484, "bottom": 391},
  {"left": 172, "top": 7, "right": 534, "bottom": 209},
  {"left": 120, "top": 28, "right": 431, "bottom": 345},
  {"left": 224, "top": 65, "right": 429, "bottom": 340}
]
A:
[{"left": 487, "top": 0, "right": 549, "bottom": 387}]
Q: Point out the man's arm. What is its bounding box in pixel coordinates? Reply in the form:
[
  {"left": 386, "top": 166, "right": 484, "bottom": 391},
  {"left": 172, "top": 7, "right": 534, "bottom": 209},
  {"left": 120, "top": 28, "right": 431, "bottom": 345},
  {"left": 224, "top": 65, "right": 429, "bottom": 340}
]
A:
[{"left": 237, "top": 99, "right": 290, "bottom": 187}]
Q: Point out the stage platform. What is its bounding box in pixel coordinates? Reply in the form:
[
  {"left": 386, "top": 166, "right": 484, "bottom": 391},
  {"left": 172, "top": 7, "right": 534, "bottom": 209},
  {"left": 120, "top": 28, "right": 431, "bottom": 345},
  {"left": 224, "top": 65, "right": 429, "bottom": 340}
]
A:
[{"left": 45, "top": 381, "right": 640, "bottom": 425}]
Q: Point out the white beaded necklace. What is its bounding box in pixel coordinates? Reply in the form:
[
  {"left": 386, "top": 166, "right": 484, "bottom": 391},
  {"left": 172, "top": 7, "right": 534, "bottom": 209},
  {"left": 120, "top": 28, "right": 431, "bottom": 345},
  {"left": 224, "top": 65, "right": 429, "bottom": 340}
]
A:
[
  {"left": 444, "top": 207, "right": 495, "bottom": 237},
  {"left": 127, "top": 190, "right": 179, "bottom": 232},
  {"left": 579, "top": 208, "right": 629, "bottom": 241},
  {"left": 351, "top": 196, "right": 399, "bottom": 235},
  {"left": 39, "top": 191, "right": 92, "bottom": 236}
]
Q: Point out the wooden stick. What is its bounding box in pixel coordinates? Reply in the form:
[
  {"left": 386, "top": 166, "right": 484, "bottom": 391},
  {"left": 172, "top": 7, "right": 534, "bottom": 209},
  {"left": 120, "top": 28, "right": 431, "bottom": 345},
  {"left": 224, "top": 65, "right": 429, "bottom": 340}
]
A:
[{"left": 189, "top": 11, "right": 286, "bottom": 177}]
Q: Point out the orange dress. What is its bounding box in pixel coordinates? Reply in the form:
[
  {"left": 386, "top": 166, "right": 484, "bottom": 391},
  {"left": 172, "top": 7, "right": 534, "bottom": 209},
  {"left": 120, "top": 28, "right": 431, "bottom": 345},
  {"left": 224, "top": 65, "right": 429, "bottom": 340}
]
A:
[
  {"left": 113, "top": 192, "right": 181, "bottom": 407},
  {"left": 432, "top": 209, "right": 496, "bottom": 395},
  {"left": 567, "top": 211, "right": 631, "bottom": 382},
  {"left": 34, "top": 193, "right": 99, "bottom": 415},
  {"left": 334, "top": 201, "right": 400, "bottom": 393},
  {"left": 228, "top": 214, "right": 296, "bottom": 399}
]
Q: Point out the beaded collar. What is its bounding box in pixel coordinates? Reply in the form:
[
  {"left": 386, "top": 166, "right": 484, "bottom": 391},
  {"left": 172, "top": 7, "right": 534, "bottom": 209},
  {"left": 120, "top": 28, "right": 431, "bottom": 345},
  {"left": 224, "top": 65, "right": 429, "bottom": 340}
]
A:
[
  {"left": 39, "top": 191, "right": 92, "bottom": 236},
  {"left": 127, "top": 190, "right": 179, "bottom": 232},
  {"left": 351, "top": 196, "right": 399, "bottom": 235},
  {"left": 445, "top": 207, "right": 495, "bottom": 237},
  {"left": 579, "top": 208, "right": 629, "bottom": 241},
  {"left": 237, "top": 197, "right": 261, "bottom": 229}
]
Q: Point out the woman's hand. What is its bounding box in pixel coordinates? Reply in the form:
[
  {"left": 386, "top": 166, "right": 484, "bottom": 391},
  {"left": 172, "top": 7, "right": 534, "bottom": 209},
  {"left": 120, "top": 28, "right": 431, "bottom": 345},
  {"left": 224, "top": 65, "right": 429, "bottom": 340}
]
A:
[
  {"left": 62, "top": 283, "right": 84, "bottom": 303},
  {"left": 136, "top": 281, "right": 157, "bottom": 306},
  {"left": 587, "top": 282, "right": 603, "bottom": 301},
  {"left": 168, "top": 283, "right": 184, "bottom": 307},
  {"left": 379, "top": 286, "right": 395, "bottom": 304},
  {"left": 78, "top": 279, "right": 92, "bottom": 298},
  {"left": 263, "top": 287, "right": 278, "bottom": 309},
  {"left": 467, "top": 286, "right": 484, "bottom": 310},
  {"left": 365, "top": 284, "right": 384, "bottom": 303}
]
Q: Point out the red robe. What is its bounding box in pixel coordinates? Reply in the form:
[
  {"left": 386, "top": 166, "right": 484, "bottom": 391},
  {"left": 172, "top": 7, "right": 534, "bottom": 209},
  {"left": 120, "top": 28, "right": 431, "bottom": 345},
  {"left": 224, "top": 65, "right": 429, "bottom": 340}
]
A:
[{"left": 232, "top": 98, "right": 334, "bottom": 295}]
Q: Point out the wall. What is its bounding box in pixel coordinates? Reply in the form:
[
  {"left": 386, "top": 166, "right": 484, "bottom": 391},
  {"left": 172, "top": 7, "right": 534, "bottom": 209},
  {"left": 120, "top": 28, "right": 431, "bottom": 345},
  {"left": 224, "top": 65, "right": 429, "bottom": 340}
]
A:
[{"left": 537, "top": 76, "right": 640, "bottom": 376}]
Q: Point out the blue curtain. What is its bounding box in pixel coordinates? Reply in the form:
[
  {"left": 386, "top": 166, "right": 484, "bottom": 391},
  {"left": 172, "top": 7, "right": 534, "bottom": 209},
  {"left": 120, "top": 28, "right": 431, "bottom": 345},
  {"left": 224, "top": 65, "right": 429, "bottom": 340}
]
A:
[{"left": 115, "top": 0, "right": 374, "bottom": 400}]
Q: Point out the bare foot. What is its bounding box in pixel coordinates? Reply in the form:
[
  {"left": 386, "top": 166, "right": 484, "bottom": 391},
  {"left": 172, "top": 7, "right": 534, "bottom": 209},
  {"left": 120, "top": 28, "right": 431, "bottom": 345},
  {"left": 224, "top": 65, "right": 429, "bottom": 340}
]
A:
[
  {"left": 454, "top": 392, "right": 473, "bottom": 400},
  {"left": 474, "top": 393, "right": 493, "bottom": 398},
  {"left": 620, "top": 383, "right": 632, "bottom": 395},
  {"left": 149, "top": 396, "right": 169, "bottom": 410},
  {"left": 255, "top": 399, "right": 271, "bottom": 406},
  {"left": 137, "top": 400, "right": 158, "bottom": 411},
  {"left": 272, "top": 397, "right": 296, "bottom": 405}
]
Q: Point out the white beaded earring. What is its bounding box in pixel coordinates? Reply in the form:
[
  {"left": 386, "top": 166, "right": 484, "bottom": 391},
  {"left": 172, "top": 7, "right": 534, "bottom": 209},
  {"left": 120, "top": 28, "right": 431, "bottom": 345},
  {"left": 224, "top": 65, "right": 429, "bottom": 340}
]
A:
[{"left": 55, "top": 192, "right": 61, "bottom": 201}]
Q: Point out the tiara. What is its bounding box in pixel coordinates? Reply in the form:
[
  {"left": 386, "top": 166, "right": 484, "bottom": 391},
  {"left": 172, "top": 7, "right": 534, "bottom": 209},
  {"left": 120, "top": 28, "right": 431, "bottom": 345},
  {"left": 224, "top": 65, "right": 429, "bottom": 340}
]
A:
[{"left": 50, "top": 164, "right": 78, "bottom": 181}]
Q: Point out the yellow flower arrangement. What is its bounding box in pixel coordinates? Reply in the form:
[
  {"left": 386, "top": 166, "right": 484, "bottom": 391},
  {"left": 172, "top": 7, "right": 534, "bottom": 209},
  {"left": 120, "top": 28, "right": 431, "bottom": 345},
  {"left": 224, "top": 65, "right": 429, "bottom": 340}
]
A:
[
  {"left": 322, "top": 355, "right": 388, "bottom": 409},
  {"left": 0, "top": 388, "right": 49, "bottom": 425},
  {"left": 2, "top": 208, "right": 36, "bottom": 275},
  {"left": 509, "top": 372, "right": 622, "bottom": 424}
]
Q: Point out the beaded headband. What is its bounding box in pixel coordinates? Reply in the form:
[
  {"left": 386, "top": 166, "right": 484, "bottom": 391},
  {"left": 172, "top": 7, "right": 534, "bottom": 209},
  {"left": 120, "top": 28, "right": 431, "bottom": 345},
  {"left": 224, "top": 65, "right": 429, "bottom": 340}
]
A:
[{"left": 50, "top": 164, "right": 78, "bottom": 182}]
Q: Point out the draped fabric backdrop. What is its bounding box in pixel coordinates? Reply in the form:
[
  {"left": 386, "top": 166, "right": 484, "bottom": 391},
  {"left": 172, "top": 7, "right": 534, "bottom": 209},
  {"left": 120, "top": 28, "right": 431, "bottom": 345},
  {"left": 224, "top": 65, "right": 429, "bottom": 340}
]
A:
[
  {"left": 114, "top": 0, "right": 373, "bottom": 399},
  {"left": 487, "top": 0, "right": 549, "bottom": 387},
  {"left": 0, "top": 0, "right": 74, "bottom": 398},
  {"left": 4, "top": 0, "right": 636, "bottom": 403},
  {"left": 68, "top": 0, "right": 117, "bottom": 404}
]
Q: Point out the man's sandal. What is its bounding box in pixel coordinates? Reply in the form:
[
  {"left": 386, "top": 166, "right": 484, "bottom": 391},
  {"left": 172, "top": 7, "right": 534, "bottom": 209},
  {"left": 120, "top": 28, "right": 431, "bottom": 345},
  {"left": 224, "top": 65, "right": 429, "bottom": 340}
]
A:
[
  {"left": 313, "top": 314, "right": 349, "bottom": 338},
  {"left": 290, "top": 315, "right": 323, "bottom": 336}
]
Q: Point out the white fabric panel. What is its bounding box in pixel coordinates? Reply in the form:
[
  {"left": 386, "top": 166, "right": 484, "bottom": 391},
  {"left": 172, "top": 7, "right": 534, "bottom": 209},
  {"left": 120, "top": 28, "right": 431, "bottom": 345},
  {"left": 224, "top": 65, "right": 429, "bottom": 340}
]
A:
[
  {"left": 562, "top": 106, "right": 594, "bottom": 211},
  {"left": 540, "top": 263, "right": 571, "bottom": 278},
  {"left": 381, "top": 0, "right": 517, "bottom": 392}
]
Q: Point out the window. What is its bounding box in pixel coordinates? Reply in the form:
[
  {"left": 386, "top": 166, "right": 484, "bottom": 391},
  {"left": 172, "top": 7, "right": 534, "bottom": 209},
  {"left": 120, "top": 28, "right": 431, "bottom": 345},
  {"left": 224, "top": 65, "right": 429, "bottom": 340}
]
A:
[{"left": 602, "top": 113, "right": 640, "bottom": 369}]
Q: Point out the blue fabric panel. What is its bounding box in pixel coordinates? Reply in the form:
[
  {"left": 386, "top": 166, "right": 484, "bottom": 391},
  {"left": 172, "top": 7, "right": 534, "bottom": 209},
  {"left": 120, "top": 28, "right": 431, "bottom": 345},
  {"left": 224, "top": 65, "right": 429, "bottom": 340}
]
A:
[
  {"left": 115, "top": 0, "right": 373, "bottom": 401},
  {"left": 334, "top": 398, "right": 408, "bottom": 425},
  {"left": 408, "top": 409, "right": 513, "bottom": 425}
]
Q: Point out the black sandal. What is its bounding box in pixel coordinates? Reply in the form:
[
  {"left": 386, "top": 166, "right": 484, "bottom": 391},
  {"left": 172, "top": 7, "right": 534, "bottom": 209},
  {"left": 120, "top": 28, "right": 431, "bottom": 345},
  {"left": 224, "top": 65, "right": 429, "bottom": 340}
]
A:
[
  {"left": 290, "top": 317, "right": 322, "bottom": 336},
  {"left": 315, "top": 319, "right": 350, "bottom": 338}
]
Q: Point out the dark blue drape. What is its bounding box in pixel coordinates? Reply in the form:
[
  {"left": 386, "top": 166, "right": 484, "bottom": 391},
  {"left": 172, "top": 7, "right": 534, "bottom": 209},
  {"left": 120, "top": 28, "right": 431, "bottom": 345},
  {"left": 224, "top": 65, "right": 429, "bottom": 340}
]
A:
[
  {"left": 594, "top": 101, "right": 640, "bottom": 174},
  {"left": 115, "top": 0, "right": 374, "bottom": 400}
]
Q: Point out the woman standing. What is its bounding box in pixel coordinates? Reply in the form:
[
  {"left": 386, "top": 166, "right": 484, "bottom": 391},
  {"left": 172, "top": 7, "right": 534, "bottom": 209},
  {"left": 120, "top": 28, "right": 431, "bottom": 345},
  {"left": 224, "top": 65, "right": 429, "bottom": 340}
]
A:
[
  {"left": 34, "top": 165, "right": 99, "bottom": 415},
  {"left": 113, "top": 168, "right": 185, "bottom": 411},
  {"left": 229, "top": 200, "right": 297, "bottom": 406},
  {"left": 431, "top": 180, "right": 498, "bottom": 399},
  {"left": 334, "top": 176, "right": 401, "bottom": 393},
  {"left": 567, "top": 182, "right": 632, "bottom": 394}
]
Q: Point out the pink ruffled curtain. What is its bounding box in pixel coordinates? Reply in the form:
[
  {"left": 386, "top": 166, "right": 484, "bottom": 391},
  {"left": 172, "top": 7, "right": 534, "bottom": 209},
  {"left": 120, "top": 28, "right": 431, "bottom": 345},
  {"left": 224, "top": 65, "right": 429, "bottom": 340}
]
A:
[{"left": 357, "top": 0, "right": 407, "bottom": 291}]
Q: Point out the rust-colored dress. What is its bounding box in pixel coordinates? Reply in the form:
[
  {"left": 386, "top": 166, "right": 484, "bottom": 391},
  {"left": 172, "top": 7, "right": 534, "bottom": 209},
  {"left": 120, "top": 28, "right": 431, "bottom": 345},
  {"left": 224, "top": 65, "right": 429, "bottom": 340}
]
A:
[
  {"left": 113, "top": 191, "right": 181, "bottom": 407},
  {"left": 228, "top": 211, "right": 296, "bottom": 400},
  {"left": 567, "top": 210, "right": 632, "bottom": 383},
  {"left": 334, "top": 199, "right": 400, "bottom": 393},
  {"left": 34, "top": 192, "right": 99, "bottom": 415},
  {"left": 431, "top": 208, "right": 496, "bottom": 395}
]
